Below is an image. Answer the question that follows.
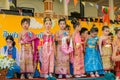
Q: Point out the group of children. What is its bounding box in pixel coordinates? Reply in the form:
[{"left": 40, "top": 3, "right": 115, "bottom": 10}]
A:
[{"left": 1, "top": 17, "right": 120, "bottom": 79}]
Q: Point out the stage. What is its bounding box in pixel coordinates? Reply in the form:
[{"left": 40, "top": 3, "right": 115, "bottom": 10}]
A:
[
  {"left": 4, "top": 77, "right": 106, "bottom": 80},
  {"left": 5, "top": 77, "right": 106, "bottom": 80},
  {"left": 1, "top": 72, "right": 115, "bottom": 80}
]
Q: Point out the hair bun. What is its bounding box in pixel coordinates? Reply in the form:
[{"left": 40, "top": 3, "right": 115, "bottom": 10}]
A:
[
  {"left": 44, "top": 17, "right": 51, "bottom": 23},
  {"left": 60, "top": 17, "right": 66, "bottom": 20},
  {"left": 71, "top": 18, "right": 78, "bottom": 25},
  {"left": 114, "top": 27, "right": 120, "bottom": 34}
]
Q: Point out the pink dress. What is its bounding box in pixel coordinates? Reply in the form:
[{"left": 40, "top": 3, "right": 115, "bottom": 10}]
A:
[
  {"left": 55, "top": 32, "right": 72, "bottom": 75},
  {"left": 20, "top": 32, "right": 39, "bottom": 73},
  {"left": 73, "top": 33, "right": 85, "bottom": 75},
  {"left": 41, "top": 34, "right": 54, "bottom": 74}
]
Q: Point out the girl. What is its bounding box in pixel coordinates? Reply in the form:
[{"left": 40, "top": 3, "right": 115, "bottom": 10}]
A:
[
  {"left": 99, "top": 26, "right": 113, "bottom": 72},
  {"left": 84, "top": 26, "right": 104, "bottom": 77},
  {"left": 64, "top": 24, "right": 73, "bottom": 77},
  {"left": 71, "top": 18, "right": 85, "bottom": 77},
  {"left": 1, "top": 35, "right": 20, "bottom": 79},
  {"left": 112, "top": 27, "right": 120, "bottom": 79},
  {"left": 55, "top": 18, "right": 72, "bottom": 78},
  {"left": 19, "top": 18, "right": 39, "bottom": 79},
  {"left": 41, "top": 17, "right": 55, "bottom": 78},
  {"left": 1, "top": 35, "right": 19, "bottom": 65},
  {"left": 80, "top": 27, "right": 88, "bottom": 53}
]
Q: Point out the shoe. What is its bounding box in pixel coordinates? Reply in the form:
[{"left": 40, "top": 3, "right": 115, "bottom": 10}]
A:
[
  {"left": 66, "top": 75, "right": 71, "bottom": 78},
  {"left": 75, "top": 75, "right": 81, "bottom": 78},
  {"left": 49, "top": 74, "right": 53, "bottom": 77},
  {"left": 44, "top": 74, "right": 49, "bottom": 78},
  {"left": 58, "top": 74, "right": 62, "bottom": 78},
  {"left": 95, "top": 72, "right": 100, "bottom": 77},
  {"left": 90, "top": 72, "right": 95, "bottom": 78},
  {"left": 81, "top": 74, "right": 86, "bottom": 77},
  {"left": 116, "top": 76, "right": 119, "bottom": 80},
  {"left": 28, "top": 74, "right": 33, "bottom": 79},
  {"left": 20, "top": 74, "right": 25, "bottom": 79}
]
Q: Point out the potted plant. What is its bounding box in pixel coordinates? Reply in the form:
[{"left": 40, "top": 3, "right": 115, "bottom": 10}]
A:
[{"left": 0, "top": 54, "right": 15, "bottom": 79}]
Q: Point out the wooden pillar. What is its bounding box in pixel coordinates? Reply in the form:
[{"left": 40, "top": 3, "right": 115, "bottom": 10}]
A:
[
  {"left": 63, "top": 0, "right": 68, "bottom": 16},
  {"left": 44, "top": 0, "right": 53, "bottom": 14},
  {"left": 109, "top": 0, "right": 114, "bottom": 21}
]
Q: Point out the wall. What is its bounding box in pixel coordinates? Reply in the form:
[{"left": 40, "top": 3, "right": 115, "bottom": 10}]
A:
[
  {"left": 17, "top": 0, "right": 80, "bottom": 15},
  {"left": 0, "top": 0, "right": 9, "bottom": 9},
  {"left": 0, "top": 0, "right": 98, "bottom": 18},
  {"left": 17, "top": 0, "right": 44, "bottom": 13},
  {"left": 84, "top": 2, "right": 98, "bottom": 18}
]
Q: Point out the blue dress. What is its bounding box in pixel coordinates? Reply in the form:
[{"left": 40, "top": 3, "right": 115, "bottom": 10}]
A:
[{"left": 84, "top": 37, "right": 104, "bottom": 74}]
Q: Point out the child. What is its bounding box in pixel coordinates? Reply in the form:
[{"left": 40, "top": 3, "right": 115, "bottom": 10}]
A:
[
  {"left": 112, "top": 27, "right": 120, "bottom": 79},
  {"left": 1, "top": 35, "right": 19, "bottom": 65},
  {"left": 55, "top": 17, "right": 72, "bottom": 78},
  {"left": 41, "top": 17, "right": 55, "bottom": 78},
  {"left": 99, "top": 26, "right": 113, "bottom": 72},
  {"left": 1, "top": 35, "right": 20, "bottom": 79},
  {"left": 84, "top": 26, "right": 104, "bottom": 77},
  {"left": 80, "top": 27, "right": 88, "bottom": 53},
  {"left": 64, "top": 24, "right": 73, "bottom": 77},
  {"left": 19, "top": 18, "right": 39, "bottom": 79},
  {"left": 71, "top": 18, "right": 85, "bottom": 77},
  {"left": 108, "top": 32, "right": 113, "bottom": 42}
]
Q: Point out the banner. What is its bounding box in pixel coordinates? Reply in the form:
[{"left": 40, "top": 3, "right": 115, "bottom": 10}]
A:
[{"left": 0, "top": 14, "right": 117, "bottom": 49}]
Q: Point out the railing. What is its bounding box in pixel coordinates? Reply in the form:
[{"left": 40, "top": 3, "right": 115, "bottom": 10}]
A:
[{"left": 34, "top": 13, "right": 68, "bottom": 19}]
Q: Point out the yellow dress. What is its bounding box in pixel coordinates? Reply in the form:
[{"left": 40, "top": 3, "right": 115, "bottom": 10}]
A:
[{"left": 101, "top": 39, "right": 113, "bottom": 70}]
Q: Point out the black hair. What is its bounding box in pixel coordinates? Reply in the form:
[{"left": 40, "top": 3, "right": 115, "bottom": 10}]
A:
[
  {"left": 21, "top": 18, "right": 30, "bottom": 25},
  {"left": 43, "top": 17, "right": 52, "bottom": 23},
  {"left": 92, "top": 24, "right": 96, "bottom": 27},
  {"left": 108, "top": 32, "right": 113, "bottom": 36},
  {"left": 114, "top": 27, "right": 120, "bottom": 34},
  {"left": 80, "top": 27, "right": 88, "bottom": 35},
  {"left": 65, "top": 24, "right": 70, "bottom": 30},
  {"left": 88, "top": 31, "right": 90, "bottom": 35},
  {"left": 90, "top": 27, "right": 98, "bottom": 33},
  {"left": 58, "top": 17, "right": 66, "bottom": 24},
  {"left": 102, "top": 26, "right": 109, "bottom": 31},
  {"left": 6, "top": 35, "right": 16, "bottom": 47},
  {"left": 71, "top": 18, "right": 80, "bottom": 29}
]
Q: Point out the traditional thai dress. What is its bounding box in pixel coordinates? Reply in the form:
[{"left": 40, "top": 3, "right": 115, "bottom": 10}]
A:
[
  {"left": 1, "top": 46, "right": 20, "bottom": 78},
  {"left": 114, "top": 39, "right": 120, "bottom": 77},
  {"left": 55, "top": 31, "right": 72, "bottom": 75},
  {"left": 20, "top": 32, "right": 39, "bottom": 73},
  {"left": 84, "top": 36, "right": 104, "bottom": 74},
  {"left": 73, "top": 33, "right": 85, "bottom": 75},
  {"left": 41, "top": 34, "right": 54, "bottom": 74},
  {"left": 101, "top": 38, "right": 113, "bottom": 70}
]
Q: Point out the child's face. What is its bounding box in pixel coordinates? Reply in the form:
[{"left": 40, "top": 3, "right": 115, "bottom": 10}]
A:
[
  {"left": 44, "top": 21, "right": 52, "bottom": 30},
  {"left": 117, "top": 31, "right": 120, "bottom": 39},
  {"left": 6, "top": 39, "right": 13, "bottom": 48},
  {"left": 59, "top": 21, "right": 66, "bottom": 30},
  {"left": 109, "top": 35, "right": 113, "bottom": 41},
  {"left": 65, "top": 28, "right": 70, "bottom": 32},
  {"left": 91, "top": 32, "right": 98, "bottom": 37},
  {"left": 83, "top": 31, "right": 88, "bottom": 38},
  {"left": 22, "top": 21, "right": 29, "bottom": 30},
  {"left": 76, "top": 25, "right": 81, "bottom": 31},
  {"left": 103, "top": 28, "right": 109, "bottom": 36}
]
